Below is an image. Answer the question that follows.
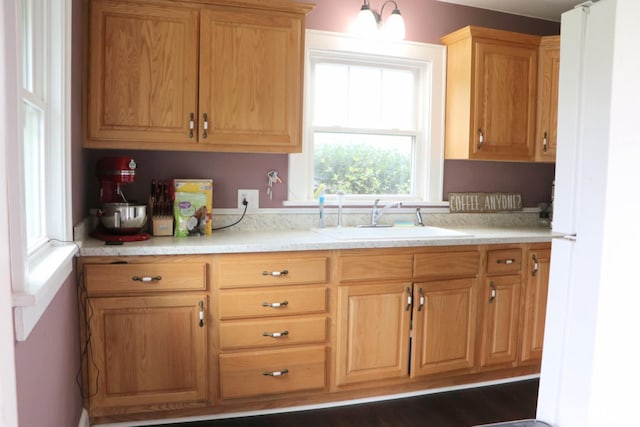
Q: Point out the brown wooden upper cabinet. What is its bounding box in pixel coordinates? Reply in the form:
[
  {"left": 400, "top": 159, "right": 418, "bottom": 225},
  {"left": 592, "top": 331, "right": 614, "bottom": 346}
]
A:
[
  {"left": 535, "top": 36, "right": 560, "bottom": 162},
  {"left": 85, "top": 0, "right": 313, "bottom": 153},
  {"left": 442, "top": 26, "right": 558, "bottom": 162}
]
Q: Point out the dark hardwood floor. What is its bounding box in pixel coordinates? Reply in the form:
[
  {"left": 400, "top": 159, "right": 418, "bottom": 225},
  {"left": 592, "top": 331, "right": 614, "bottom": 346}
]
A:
[{"left": 149, "top": 379, "right": 539, "bottom": 427}]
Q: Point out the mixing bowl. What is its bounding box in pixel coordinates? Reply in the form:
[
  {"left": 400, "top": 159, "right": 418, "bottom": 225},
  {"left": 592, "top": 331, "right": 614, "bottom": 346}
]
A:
[{"left": 98, "top": 203, "right": 148, "bottom": 235}]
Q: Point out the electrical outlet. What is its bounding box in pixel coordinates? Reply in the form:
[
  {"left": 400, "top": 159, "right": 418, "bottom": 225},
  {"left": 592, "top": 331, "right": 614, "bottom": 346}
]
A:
[{"left": 237, "top": 189, "right": 259, "bottom": 211}]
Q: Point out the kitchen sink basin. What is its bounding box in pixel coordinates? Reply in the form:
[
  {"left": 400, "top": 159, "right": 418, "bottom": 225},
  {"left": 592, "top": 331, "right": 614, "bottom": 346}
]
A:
[{"left": 311, "top": 226, "right": 472, "bottom": 240}]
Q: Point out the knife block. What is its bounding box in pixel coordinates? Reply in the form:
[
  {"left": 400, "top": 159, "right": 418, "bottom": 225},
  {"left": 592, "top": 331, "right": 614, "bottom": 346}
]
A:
[{"left": 152, "top": 216, "right": 173, "bottom": 236}]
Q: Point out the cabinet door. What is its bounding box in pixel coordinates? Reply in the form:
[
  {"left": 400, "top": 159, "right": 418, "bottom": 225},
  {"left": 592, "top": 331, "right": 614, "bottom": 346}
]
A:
[
  {"left": 411, "top": 279, "right": 478, "bottom": 378},
  {"left": 480, "top": 275, "right": 521, "bottom": 367},
  {"left": 336, "top": 282, "right": 411, "bottom": 386},
  {"left": 472, "top": 41, "right": 537, "bottom": 161},
  {"left": 521, "top": 246, "right": 551, "bottom": 364},
  {"left": 87, "top": 0, "right": 199, "bottom": 146},
  {"left": 535, "top": 36, "right": 560, "bottom": 162},
  {"left": 199, "top": 7, "right": 304, "bottom": 152},
  {"left": 88, "top": 294, "right": 207, "bottom": 413}
]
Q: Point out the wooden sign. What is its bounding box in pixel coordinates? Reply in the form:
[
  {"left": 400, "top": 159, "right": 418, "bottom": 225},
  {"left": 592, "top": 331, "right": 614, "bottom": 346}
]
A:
[{"left": 448, "top": 192, "right": 523, "bottom": 213}]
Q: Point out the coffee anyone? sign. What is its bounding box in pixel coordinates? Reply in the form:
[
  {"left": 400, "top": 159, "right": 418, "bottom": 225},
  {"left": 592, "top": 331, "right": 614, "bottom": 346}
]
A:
[{"left": 448, "top": 192, "right": 523, "bottom": 213}]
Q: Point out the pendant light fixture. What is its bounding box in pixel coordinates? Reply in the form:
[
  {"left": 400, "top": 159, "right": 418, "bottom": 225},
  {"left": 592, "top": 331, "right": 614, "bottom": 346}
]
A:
[{"left": 351, "top": 0, "right": 406, "bottom": 40}]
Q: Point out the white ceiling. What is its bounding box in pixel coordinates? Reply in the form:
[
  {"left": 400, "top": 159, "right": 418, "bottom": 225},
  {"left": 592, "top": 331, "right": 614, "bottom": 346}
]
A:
[{"left": 436, "top": 0, "right": 587, "bottom": 22}]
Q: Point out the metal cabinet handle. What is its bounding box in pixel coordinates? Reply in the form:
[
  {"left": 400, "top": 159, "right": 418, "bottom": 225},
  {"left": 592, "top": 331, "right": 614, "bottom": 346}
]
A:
[
  {"left": 262, "top": 269, "right": 289, "bottom": 277},
  {"left": 543, "top": 131, "right": 548, "bottom": 152},
  {"left": 263, "top": 369, "right": 289, "bottom": 377},
  {"left": 131, "top": 275, "right": 162, "bottom": 283},
  {"left": 189, "top": 112, "right": 195, "bottom": 138},
  {"left": 263, "top": 330, "right": 289, "bottom": 338},
  {"left": 496, "top": 258, "right": 515, "bottom": 265},
  {"left": 405, "top": 286, "right": 413, "bottom": 311},
  {"left": 477, "top": 128, "right": 484, "bottom": 150},
  {"left": 202, "top": 112, "right": 208, "bottom": 139},
  {"left": 489, "top": 281, "right": 497, "bottom": 303},
  {"left": 198, "top": 300, "right": 205, "bottom": 327},
  {"left": 532, "top": 254, "right": 539, "bottom": 276},
  {"left": 262, "top": 301, "right": 289, "bottom": 308},
  {"left": 417, "top": 288, "right": 425, "bottom": 312}
]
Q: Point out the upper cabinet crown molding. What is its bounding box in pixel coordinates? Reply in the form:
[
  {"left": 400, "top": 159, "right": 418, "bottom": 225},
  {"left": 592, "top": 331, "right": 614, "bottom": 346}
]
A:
[
  {"left": 441, "top": 25, "right": 541, "bottom": 46},
  {"left": 183, "top": 0, "right": 314, "bottom": 14},
  {"left": 84, "top": 0, "right": 314, "bottom": 153},
  {"left": 441, "top": 26, "right": 558, "bottom": 163}
]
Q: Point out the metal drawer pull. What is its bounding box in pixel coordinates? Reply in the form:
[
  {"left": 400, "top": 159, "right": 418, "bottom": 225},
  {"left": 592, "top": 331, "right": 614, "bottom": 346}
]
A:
[
  {"left": 262, "top": 301, "right": 289, "bottom": 308},
  {"left": 543, "top": 131, "right": 548, "bottom": 152},
  {"left": 532, "top": 254, "right": 539, "bottom": 276},
  {"left": 131, "top": 275, "right": 162, "bottom": 283},
  {"left": 496, "top": 258, "right": 515, "bottom": 265},
  {"left": 489, "top": 281, "right": 496, "bottom": 303},
  {"left": 263, "top": 330, "right": 289, "bottom": 338},
  {"left": 262, "top": 269, "right": 289, "bottom": 277},
  {"left": 198, "top": 301, "right": 205, "bottom": 328},
  {"left": 189, "top": 112, "right": 195, "bottom": 138},
  {"left": 417, "top": 288, "right": 425, "bottom": 312},
  {"left": 477, "top": 128, "right": 484, "bottom": 149},
  {"left": 263, "top": 369, "right": 289, "bottom": 377}
]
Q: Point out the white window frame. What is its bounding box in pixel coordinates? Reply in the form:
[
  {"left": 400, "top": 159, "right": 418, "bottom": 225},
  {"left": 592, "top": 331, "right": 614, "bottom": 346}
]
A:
[
  {"left": 288, "top": 30, "right": 446, "bottom": 205},
  {"left": 1, "top": 1, "right": 20, "bottom": 423},
  {"left": 7, "top": 0, "right": 76, "bottom": 341}
]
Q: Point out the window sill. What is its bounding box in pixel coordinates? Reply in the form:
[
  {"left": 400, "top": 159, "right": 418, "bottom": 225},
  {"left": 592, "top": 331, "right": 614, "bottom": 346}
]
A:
[{"left": 12, "top": 242, "right": 78, "bottom": 341}]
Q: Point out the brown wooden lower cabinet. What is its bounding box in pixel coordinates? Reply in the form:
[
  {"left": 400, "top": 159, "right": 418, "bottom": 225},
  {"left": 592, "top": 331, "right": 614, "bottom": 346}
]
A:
[
  {"left": 88, "top": 294, "right": 209, "bottom": 414},
  {"left": 521, "top": 244, "right": 552, "bottom": 364},
  {"left": 411, "top": 278, "right": 478, "bottom": 377},
  {"left": 480, "top": 246, "right": 524, "bottom": 369},
  {"left": 480, "top": 275, "right": 522, "bottom": 367},
  {"left": 335, "top": 281, "right": 412, "bottom": 386},
  {"left": 80, "top": 243, "right": 550, "bottom": 424}
]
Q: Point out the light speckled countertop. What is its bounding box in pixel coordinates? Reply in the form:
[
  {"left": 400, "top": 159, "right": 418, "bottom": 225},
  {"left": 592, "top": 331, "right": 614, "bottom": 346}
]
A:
[{"left": 78, "top": 226, "right": 554, "bottom": 257}]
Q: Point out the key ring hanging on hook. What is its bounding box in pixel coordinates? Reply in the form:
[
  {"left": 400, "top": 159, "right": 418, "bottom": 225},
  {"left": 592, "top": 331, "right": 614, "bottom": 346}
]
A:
[{"left": 267, "top": 170, "right": 282, "bottom": 200}]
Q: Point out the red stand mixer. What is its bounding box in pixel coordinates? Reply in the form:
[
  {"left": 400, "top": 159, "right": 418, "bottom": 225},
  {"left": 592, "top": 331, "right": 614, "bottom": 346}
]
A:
[{"left": 92, "top": 156, "right": 150, "bottom": 242}]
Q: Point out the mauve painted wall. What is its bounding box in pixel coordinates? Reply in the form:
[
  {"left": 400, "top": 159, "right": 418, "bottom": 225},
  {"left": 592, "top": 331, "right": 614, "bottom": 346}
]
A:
[
  {"left": 14, "top": 276, "right": 82, "bottom": 427},
  {"left": 84, "top": 0, "right": 559, "bottom": 211},
  {"left": 13, "top": 0, "right": 84, "bottom": 426}
]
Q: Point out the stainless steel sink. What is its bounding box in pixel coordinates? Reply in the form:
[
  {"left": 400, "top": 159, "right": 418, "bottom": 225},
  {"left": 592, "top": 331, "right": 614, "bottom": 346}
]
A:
[{"left": 311, "top": 226, "right": 472, "bottom": 240}]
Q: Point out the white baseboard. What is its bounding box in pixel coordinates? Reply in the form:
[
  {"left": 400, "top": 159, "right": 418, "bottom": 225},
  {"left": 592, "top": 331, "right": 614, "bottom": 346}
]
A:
[{"left": 78, "top": 408, "right": 90, "bottom": 427}]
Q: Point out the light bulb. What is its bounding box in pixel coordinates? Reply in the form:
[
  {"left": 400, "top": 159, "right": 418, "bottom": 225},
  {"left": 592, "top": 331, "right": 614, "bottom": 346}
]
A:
[
  {"left": 383, "top": 9, "right": 406, "bottom": 40},
  {"left": 351, "top": 5, "right": 378, "bottom": 38}
]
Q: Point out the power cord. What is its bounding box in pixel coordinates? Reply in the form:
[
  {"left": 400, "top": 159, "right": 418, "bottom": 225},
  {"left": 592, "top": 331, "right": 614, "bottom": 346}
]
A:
[
  {"left": 213, "top": 197, "right": 249, "bottom": 231},
  {"left": 76, "top": 269, "right": 100, "bottom": 399}
]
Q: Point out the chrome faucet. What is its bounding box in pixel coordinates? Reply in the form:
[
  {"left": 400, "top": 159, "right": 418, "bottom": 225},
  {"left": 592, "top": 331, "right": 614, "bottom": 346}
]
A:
[
  {"left": 416, "top": 207, "right": 425, "bottom": 226},
  {"left": 371, "top": 199, "right": 402, "bottom": 226}
]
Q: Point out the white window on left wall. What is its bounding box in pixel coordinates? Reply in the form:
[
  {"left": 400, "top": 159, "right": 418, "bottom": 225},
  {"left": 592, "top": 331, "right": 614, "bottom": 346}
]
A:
[{"left": 8, "top": 0, "right": 76, "bottom": 340}]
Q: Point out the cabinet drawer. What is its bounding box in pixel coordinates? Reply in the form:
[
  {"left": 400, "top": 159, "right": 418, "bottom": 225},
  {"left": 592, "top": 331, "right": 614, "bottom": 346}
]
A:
[
  {"left": 414, "top": 251, "right": 480, "bottom": 279},
  {"left": 84, "top": 262, "right": 207, "bottom": 295},
  {"left": 219, "top": 346, "right": 326, "bottom": 399},
  {"left": 338, "top": 253, "right": 413, "bottom": 283},
  {"left": 219, "top": 316, "right": 327, "bottom": 350},
  {"left": 216, "top": 254, "right": 328, "bottom": 289},
  {"left": 486, "top": 248, "right": 523, "bottom": 275},
  {"left": 218, "top": 286, "right": 327, "bottom": 319}
]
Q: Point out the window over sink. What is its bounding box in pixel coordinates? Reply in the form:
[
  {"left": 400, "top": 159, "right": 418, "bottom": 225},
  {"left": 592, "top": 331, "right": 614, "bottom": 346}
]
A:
[{"left": 288, "top": 30, "right": 446, "bottom": 205}]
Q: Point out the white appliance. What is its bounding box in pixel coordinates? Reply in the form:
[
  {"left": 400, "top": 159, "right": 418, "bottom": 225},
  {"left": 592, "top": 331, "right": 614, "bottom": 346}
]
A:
[{"left": 537, "top": 1, "right": 640, "bottom": 426}]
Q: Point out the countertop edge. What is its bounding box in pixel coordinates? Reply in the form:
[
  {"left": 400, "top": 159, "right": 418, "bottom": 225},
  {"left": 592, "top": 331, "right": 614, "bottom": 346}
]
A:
[{"left": 77, "top": 227, "right": 555, "bottom": 257}]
